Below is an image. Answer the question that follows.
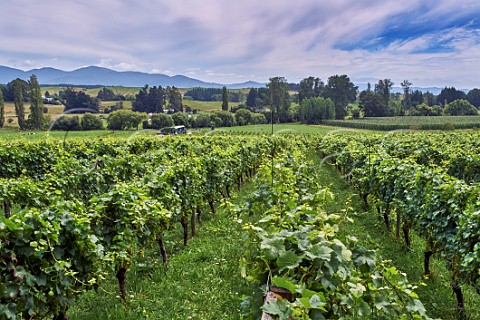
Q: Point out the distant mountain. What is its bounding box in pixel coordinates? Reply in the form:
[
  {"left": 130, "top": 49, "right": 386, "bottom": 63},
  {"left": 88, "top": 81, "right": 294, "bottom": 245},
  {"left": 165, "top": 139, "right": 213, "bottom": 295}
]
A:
[{"left": 0, "top": 65, "right": 266, "bottom": 89}]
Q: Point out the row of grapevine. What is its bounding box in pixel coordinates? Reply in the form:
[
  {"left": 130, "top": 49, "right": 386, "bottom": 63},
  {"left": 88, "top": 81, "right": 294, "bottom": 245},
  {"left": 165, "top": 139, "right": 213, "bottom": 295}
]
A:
[
  {"left": 239, "top": 146, "right": 432, "bottom": 319},
  {"left": 316, "top": 132, "right": 480, "bottom": 318},
  {"left": 0, "top": 134, "right": 276, "bottom": 320}
]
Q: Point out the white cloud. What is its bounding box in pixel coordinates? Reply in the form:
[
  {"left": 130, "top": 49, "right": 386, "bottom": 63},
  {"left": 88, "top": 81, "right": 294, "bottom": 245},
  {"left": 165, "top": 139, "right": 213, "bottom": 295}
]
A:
[{"left": 0, "top": 0, "right": 479, "bottom": 87}]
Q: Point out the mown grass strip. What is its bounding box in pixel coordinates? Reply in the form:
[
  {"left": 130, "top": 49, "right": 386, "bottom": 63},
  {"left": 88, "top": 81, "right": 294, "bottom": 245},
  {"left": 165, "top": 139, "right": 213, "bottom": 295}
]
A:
[
  {"left": 314, "top": 158, "right": 480, "bottom": 320},
  {"left": 69, "top": 184, "right": 258, "bottom": 320}
]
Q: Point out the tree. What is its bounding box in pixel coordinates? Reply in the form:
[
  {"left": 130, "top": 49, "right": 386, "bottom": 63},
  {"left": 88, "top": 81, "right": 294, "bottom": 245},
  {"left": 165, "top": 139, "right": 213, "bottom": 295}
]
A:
[
  {"left": 151, "top": 113, "right": 174, "bottom": 129},
  {"left": 360, "top": 92, "right": 388, "bottom": 117},
  {"left": 375, "top": 79, "right": 393, "bottom": 107},
  {"left": 0, "top": 85, "right": 4, "bottom": 128},
  {"left": 171, "top": 112, "right": 190, "bottom": 127},
  {"left": 222, "top": 86, "right": 228, "bottom": 111},
  {"left": 324, "top": 75, "right": 357, "bottom": 119},
  {"left": 409, "top": 103, "right": 442, "bottom": 116},
  {"left": 167, "top": 86, "right": 183, "bottom": 112},
  {"left": 193, "top": 113, "right": 210, "bottom": 128},
  {"left": 437, "top": 87, "right": 467, "bottom": 106},
  {"left": 246, "top": 88, "right": 257, "bottom": 109},
  {"left": 401, "top": 80, "right": 412, "bottom": 114},
  {"left": 62, "top": 88, "right": 99, "bottom": 113},
  {"left": 28, "top": 75, "right": 44, "bottom": 130},
  {"left": 467, "top": 88, "right": 480, "bottom": 108},
  {"left": 298, "top": 76, "right": 324, "bottom": 102},
  {"left": 410, "top": 90, "right": 424, "bottom": 107},
  {"left": 210, "top": 111, "right": 235, "bottom": 127},
  {"left": 107, "top": 110, "right": 146, "bottom": 130},
  {"left": 132, "top": 85, "right": 165, "bottom": 113},
  {"left": 97, "top": 87, "right": 116, "bottom": 101},
  {"left": 251, "top": 113, "right": 267, "bottom": 124},
  {"left": 234, "top": 109, "right": 252, "bottom": 125},
  {"left": 443, "top": 99, "right": 478, "bottom": 116},
  {"left": 423, "top": 91, "right": 436, "bottom": 106},
  {"left": 13, "top": 79, "right": 26, "bottom": 130},
  {"left": 298, "top": 97, "right": 335, "bottom": 124},
  {"left": 267, "top": 77, "right": 291, "bottom": 123},
  {"left": 51, "top": 116, "right": 81, "bottom": 131},
  {"left": 81, "top": 113, "right": 103, "bottom": 130}
]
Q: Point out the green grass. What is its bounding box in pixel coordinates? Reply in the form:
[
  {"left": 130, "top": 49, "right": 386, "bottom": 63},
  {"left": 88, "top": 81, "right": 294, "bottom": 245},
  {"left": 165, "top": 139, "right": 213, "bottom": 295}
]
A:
[
  {"left": 69, "top": 183, "right": 258, "bottom": 320},
  {"left": 0, "top": 129, "right": 153, "bottom": 141},
  {"left": 312, "top": 157, "right": 480, "bottom": 320},
  {"left": 182, "top": 100, "right": 226, "bottom": 112},
  {"left": 217, "top": 123, "right": 333, "bottom": 134}
]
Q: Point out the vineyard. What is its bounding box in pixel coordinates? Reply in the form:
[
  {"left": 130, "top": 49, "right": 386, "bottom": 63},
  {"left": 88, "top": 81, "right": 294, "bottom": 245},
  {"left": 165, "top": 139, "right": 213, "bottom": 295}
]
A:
[{"left": 0, "top": 130, "right": 479, "bottom": 319}]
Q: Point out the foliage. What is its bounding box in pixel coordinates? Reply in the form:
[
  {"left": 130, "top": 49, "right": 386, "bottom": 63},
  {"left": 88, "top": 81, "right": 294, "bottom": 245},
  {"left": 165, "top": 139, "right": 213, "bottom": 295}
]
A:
[
  {"left": 437, "top": 87, "right": 467, "bottom": 106},
  {"left": 324, "top": 75, "right": 357, "bottom": 119},
  {"left": 240, "top": 150, "right": 432, "bottom": 319},
  {"left": 184, "top": 87, "right": 243, "bottom": 102},
  {"left": 150, "top": 113, "right": 174, "bottom": 129},
  {"left": 443, "top": 99, "right": 478, "bottom": 116},
  {"left": 62, "top": 88, "right": 99, "bottom": 113},
  {"left": 107, "top": 110, "right": 146, "bottom": 130},
  {"left": 298, "top": 76, "right": 324, "bottom": 102},
  {"left": 250, "top": 113, "right": 267, "bottom": 124},
  {"left": 192, "top": 113, "right": 211, "bottom": 128},
  {"left": 0, "top": 87, "right": 4, "bottom": 128},
  {"left": 360, "top": 91, "right": 388, "bottom": 117},
  {"left": 132, "top": 85, "right": 165, "bottom": 114},
  {"left": 13, "top": 79, "right": 26, "bottom": 130},
  {"left": 222, "top": 87, "right": 229, "bottom": 111},
  {"left": 51, "top": 116, "right": 82, "bottom": 131},
  {"left": 96, "top": 87, "right": 124, "bottom": 101},
  {"left": 81, "top": 113, "right": 103, "bottom": 130},
  {"left": 267, "top": 77, "right": 291, "bottom": 123},
  {"left": 167, "top": 86, "right": 183, "bottom": 112},
  {"left": 27, "top": 75, "right": 46, "bottom": 130},
  {"left": 467, "top": 88, "right": 480, "bottom": 108},
  {"left": 298, "top": 97, "right": 335, "bottom": 124},
  {"left": 235, "top": 109, "right": 252, "bottom": 125},
  {"left": 210, "top": 110, "right": 235, "bottom": 127},
  {"left": 0, "top": 200, "right": 105, "bottom": 319},
  {"left": 408, "top": 103, "right": 443, "bottom": 116},
  {"left": 171, "top": 112, "right": 190, "bottom": 127}
]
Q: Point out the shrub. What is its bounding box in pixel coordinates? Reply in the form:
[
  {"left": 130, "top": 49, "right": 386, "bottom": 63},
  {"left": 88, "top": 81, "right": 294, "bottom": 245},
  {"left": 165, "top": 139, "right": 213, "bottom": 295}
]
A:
[
  {"left": 210, "top": 111, "right": 235, "bottom": 127},
  {"left": 193, "top": 113, "right": 211, "bottom": 128},
  {"left": 81, "top": 113, "right": 103, "bottom": 130},
  {"left": 51, "top": 116, "right": 81, "bottom": 131},
  {"left": 107, "top": 110, "right": 147, "bottom": 130},
  {"left": 151, "top": 113, "right": 174, "bottom": 129},
  {"left": 235, "top": 109, "right": 252, "bottom": 126},
  {"left": 171, "top": 112, "right": 190, "bottom": 127}
]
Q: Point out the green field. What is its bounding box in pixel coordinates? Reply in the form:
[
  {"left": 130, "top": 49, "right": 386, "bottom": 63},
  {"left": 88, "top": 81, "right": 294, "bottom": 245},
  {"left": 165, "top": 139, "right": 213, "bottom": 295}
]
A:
[
  {"left": 182, "top": 100, "right": 238, "bottom": 112},
  {"left": 324, "top": 115, "right": 480, "bottom": 130},
  {"left": 217, "top": 123, "right": 333, "bottom": 134}
]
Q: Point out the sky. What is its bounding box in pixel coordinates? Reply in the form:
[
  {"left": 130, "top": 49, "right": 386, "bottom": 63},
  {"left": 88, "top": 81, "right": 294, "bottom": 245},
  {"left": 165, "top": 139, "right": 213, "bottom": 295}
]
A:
[{"left": 1, "top": 0, "right": 480, "bottom": 88}]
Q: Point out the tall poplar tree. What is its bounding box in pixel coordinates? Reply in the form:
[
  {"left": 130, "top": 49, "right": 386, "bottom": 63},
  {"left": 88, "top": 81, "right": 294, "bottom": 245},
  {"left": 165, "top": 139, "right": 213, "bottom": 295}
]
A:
[
  {"left": 0, "top": 86, "right": 4, "bottom": 128},
  {"left": 13, "top": 79, "right": 26, "bottom": 130},
  {"left": 267, "top": 77, "right": 290, "bottom": 123},
  {"left": 28, "top": 74, "right": 44, "bottom": 130},
  {"left": 221, "top": 86, "right": 228, "bottom": 111}
]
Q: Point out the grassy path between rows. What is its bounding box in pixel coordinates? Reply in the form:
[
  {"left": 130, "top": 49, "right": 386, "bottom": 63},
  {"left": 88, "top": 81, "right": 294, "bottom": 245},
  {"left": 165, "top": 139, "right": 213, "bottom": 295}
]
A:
[
  {"left": 314, "top": 155, "right": 480, "bottom": 320},
  {"left": 69, "top": 183, "right": 259, "bottom": 320}
]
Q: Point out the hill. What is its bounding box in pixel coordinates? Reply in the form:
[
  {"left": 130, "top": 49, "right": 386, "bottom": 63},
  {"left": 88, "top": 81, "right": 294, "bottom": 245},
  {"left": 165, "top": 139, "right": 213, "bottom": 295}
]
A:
[{"left": 0, "top": 65, "right": 265, "bottom": 89}]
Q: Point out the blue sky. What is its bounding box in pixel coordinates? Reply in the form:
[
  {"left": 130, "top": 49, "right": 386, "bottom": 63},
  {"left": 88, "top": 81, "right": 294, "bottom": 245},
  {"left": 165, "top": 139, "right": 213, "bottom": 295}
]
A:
[{"left": 1, "top": 0, "right": 480, "bottom": 88}]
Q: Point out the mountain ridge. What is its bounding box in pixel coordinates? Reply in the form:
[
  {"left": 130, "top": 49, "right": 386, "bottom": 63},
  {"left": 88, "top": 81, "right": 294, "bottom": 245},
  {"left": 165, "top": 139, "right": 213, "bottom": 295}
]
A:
[{"left": 0, "top": 65, "right": 266, "bottom": 89}]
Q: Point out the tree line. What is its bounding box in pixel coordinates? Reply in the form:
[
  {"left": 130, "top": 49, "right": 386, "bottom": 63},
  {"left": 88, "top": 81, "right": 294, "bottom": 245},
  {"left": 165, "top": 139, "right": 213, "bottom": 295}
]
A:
[
  {"left": 184, "top": 87, "right": 244, "bottom": 102},
  {"left": 2, "top": 73, "right": 480, "bottom": 131}
]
